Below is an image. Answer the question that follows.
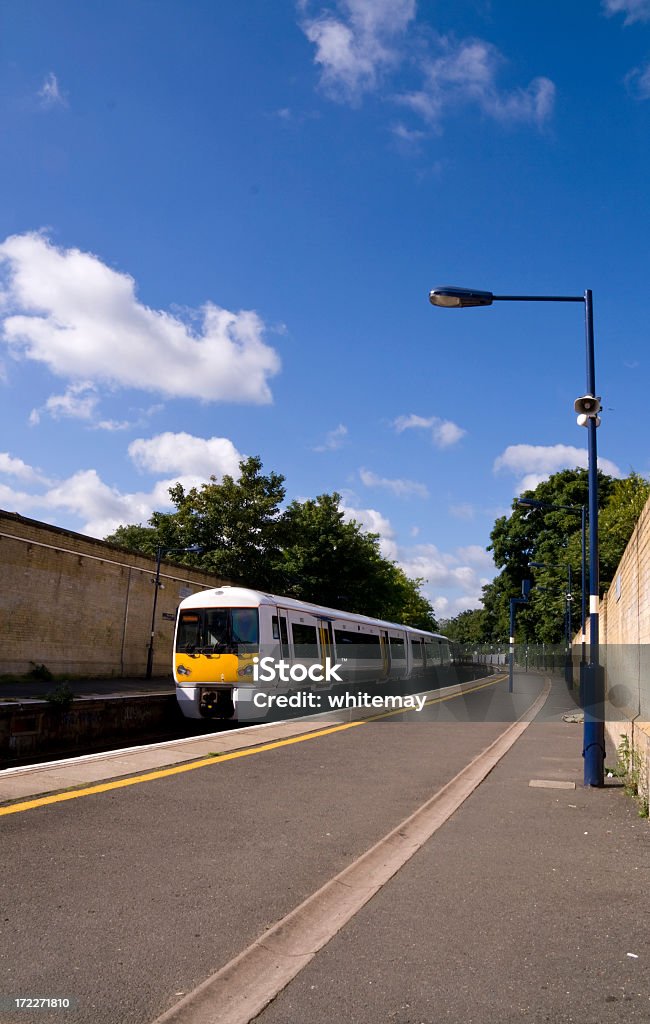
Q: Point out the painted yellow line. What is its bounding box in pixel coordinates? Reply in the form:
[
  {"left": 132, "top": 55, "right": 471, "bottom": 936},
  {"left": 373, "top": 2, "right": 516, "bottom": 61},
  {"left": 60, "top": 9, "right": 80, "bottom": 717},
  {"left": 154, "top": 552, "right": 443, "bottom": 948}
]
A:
[{"left": 0, "top": 674, "right": 507, "bottom": 818}]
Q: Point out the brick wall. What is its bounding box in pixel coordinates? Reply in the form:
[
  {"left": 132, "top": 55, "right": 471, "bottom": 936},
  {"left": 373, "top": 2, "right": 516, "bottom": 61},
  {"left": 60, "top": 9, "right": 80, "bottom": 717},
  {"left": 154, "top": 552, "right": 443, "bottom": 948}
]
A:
[
  {"left": 0, "top": 510, "right": 234, "bottom": 678},
  {"left": 581, "top": 493, "right": 650, "bottom": 802}
]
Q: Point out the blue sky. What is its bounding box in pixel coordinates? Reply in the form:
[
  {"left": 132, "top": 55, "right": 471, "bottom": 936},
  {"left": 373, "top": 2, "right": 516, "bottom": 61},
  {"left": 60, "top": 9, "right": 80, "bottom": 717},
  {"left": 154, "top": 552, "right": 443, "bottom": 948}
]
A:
[{"left": 1, "top": 0, "right": 649, "bottom": 619}]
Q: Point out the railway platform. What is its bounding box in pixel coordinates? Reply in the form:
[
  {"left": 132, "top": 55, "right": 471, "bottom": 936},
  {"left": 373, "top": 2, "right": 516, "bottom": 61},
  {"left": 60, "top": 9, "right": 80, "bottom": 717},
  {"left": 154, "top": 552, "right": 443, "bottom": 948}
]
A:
[
  {"left": 0, "top": 675, "right": 175, "bottom": 701},
  {"left": 0, "top": 670, "right": 647, "bottom": 1024}
]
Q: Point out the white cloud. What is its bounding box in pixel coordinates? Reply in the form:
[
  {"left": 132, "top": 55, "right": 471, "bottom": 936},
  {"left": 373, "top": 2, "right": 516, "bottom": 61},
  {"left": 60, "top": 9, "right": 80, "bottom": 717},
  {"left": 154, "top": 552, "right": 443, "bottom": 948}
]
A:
[
  {"left": 436, "top": 593, "right": 484, "bottom": 617},
  {"left": 300, "top": 4, "right": 554, "bottom": 129},
  {"left": 359, "top": 467, "right": 428, "bottom": 498},
  {"left": 625, "top": 61, "right": 650, "bottom": 99},
  {"left": 456, "top": 545, "right": 494, "bottom": 570},
  {"left": 398, "top": 39, "right": 554, "bottom": 128},
  {"left": 339, "top": 500, "right": 490, "bottom": 608},
  {"left": 394, "top": 413, "right": 435, "bottom": 431},
  {"left": 391, "top": 122, "right": 427, "bottom": 144},
  {"left": 341, "top": 501, "right": 399, "bottom": 560},
  {"left": 32, "top": 381, "right": 99, "bottom": 425},
  {"left": 94, "top": 419, "right": 132, "bottom": 432},
  {"left": 494, "top": 443, "right": 623, "bottom": 493},
  {"left": 0, "top": 232, "right": 281, "bottom": 404},
  {"left": 38, "top": 72, "right": 67, "bottom": 109},
  {"left": 300, "top": 0, "right": 416, "bottom": 101},
  {"left": 0, "top": 452, "right": 50, "bottom": 484},
  {"left": 603, "top": 0, "right": 650, "bottom": 24},
  {"left": 0, "top": 432, "right": 246, "bottom": 536},
  {"left": 394, "top": 413, "right": 466, "bottom": 448},
  {"left": 128, "top": 432, "right": 243, "bottom": 479},
  {"left": 313, "top": 423, "right": 348, "bottom": 452}
]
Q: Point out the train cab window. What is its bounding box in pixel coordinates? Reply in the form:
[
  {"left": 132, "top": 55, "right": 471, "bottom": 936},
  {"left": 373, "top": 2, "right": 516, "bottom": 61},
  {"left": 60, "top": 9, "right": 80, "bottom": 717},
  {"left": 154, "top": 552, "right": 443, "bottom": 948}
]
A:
[
  {"left": 177, "top": 613, "right": 201, "bottom": 651},
  {"left": 205, "top": 609, "right": 230, "bottom": 647},
  {"left": 231, "top": 608, "right": 259, "bottom": 646},
  {"left": 272, "top": 615, "right": 280, "bottom": 640}
]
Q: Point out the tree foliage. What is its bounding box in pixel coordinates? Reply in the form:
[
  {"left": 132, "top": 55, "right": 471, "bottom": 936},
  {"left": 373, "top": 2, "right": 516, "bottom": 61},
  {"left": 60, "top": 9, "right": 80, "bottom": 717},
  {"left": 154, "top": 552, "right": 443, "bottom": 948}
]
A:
[
  {"left": 439, "top": 608, "right": 485, "bottom": 643},
  {"left": 104, "top": 457, "right": 437, "bottom": 629},
  {"left": 480, "top": 468, "right": 649, "bottom": 644}
]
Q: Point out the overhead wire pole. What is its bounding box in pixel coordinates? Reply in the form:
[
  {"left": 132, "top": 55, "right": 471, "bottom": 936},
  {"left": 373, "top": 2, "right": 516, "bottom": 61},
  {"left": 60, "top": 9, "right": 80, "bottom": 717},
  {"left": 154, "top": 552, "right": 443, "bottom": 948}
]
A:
[{"left": 428, "top": 285, "right": 604, "bottom": 786}]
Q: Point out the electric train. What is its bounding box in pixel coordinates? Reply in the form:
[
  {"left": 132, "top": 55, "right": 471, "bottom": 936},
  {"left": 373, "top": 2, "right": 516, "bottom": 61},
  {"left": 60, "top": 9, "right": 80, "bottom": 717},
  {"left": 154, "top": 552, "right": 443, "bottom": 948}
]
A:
[{"left": 173, "top": 586, "right": 452, "bottom": 721}]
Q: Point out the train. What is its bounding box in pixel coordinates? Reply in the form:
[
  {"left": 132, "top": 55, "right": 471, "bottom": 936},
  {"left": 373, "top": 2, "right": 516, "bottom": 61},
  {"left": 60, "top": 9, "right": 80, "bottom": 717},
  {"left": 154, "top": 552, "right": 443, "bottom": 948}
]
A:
[{"left": 173, "top": 585, "right": 453, "bottom": 721}]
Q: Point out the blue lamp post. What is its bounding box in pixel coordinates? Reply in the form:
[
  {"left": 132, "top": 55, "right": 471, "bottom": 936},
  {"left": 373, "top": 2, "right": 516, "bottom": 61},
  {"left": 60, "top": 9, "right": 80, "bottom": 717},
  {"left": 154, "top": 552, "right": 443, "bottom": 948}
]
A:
[
  {"left": 146, "top": 543, "right": 203, "bottom": 679},
  {"left": 428, "top": 286, "right": 604, "bottom": 787}
]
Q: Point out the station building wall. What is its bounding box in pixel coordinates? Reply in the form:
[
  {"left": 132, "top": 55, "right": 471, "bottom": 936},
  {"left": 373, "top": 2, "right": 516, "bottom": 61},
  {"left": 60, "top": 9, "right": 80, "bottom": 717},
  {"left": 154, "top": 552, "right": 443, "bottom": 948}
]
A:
[{"left": 0, "top": 510, "right": 232, "bottom": 679}]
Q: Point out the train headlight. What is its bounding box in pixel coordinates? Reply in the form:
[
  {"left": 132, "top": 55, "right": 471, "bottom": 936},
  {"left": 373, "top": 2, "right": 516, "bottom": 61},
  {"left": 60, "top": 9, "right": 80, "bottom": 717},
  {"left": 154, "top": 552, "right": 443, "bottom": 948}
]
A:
[
  {"left": 238, "top": 665, "right": 254, "bottom": 677},
  {"left": 177, "top": 664, "right": 192, "bottom": 677}
]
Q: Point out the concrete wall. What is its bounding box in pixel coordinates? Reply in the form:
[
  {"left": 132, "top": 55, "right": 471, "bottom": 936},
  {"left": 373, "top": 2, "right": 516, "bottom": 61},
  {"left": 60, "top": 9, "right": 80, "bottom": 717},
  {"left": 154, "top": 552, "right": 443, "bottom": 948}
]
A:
[
  {"left": 1, "top": 695, "right": 181, "bottom": 764},
  {"left": 0, "top": 510, "right": 233, "bottom": 679}
]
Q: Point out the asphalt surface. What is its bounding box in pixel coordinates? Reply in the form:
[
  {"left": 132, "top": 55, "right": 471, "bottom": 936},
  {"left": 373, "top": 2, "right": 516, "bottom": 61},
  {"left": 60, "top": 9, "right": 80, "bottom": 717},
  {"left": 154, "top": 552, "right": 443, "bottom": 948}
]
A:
[
  {"left": 1, "top": 672, "right": 646, "bottom": 1024},
  {"left": 254, "top": 681, "right": 650, "bottom": 1024}
]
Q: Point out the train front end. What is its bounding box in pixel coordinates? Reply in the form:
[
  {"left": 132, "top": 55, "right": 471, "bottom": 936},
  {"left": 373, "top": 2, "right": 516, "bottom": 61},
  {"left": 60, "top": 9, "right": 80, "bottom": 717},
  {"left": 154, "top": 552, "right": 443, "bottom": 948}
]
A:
[{"left": 173, "top": 591, "right": 261, "bottom": 720}]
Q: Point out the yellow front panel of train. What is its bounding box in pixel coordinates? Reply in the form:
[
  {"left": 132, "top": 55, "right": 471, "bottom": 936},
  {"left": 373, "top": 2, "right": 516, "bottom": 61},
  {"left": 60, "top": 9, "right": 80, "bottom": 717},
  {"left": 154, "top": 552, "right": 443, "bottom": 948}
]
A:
[{"left": 174, "top": 652, "right": 256, "bottom": 684}]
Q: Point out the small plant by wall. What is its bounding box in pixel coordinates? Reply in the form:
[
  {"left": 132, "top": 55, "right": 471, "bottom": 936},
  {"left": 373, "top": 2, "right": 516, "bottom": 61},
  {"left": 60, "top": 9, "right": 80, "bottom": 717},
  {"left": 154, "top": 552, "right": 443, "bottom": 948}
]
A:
[{"left": 614, "top": 734, "right": 649, "bottom": 818}]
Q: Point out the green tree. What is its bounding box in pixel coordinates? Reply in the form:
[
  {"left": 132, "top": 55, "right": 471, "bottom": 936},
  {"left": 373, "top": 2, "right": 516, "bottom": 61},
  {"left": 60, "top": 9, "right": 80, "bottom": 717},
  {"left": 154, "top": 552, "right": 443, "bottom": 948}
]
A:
[
  {"left": 105, "top": 464, "right": 437, "bottom": 626},
  {"left": 276, "top": 493, "right": 432, "bottom": 622},
  {"left": 483, "top": 468, "right": 648, "bottom": 644},
  {"left": 105, "top": 523, "right": 159, "bottom": 556},
  {"left": 593, "top": 472, "right": 650, "bottom": 588},
  {"left": 440, "top": 608, "right": 486, "bottom": 643},
  {"left": 105, "top": 456, "right": 286, "bottom": 587},
  {"left": 166, "top": 456, "right": 286, "bottom": 589}
]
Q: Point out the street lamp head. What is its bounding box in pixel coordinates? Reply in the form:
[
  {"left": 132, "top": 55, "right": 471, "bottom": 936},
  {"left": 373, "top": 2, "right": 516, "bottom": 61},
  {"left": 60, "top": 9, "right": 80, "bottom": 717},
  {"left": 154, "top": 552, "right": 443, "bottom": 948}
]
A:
[
  {"left": 428, "top": 286, "right": 494, "bottom": 308},
  {"left": 184, "top": 544, "right": 203, "bottom": 554},
  {"left": 528, "top": 562, "right": 546, "bottom": 568}
]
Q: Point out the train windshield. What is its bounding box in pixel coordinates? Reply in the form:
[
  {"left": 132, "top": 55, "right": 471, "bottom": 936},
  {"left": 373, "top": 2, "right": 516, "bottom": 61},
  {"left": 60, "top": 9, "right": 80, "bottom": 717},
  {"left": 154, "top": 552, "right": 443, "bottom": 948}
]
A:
[{"left": 176, "top": 607, "right": 259, "bottom": 654}]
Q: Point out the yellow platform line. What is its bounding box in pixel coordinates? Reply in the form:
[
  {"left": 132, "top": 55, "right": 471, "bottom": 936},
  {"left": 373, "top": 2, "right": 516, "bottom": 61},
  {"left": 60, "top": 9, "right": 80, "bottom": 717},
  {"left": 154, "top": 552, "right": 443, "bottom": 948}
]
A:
[{"left": 0, "top": 674, "right": 507, "bottom": 818}]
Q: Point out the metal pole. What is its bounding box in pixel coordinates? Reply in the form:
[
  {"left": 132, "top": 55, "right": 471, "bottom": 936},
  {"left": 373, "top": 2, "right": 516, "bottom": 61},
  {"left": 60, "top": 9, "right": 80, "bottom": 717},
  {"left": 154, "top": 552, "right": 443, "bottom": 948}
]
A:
[
  {"left": 146, "top": 544, "right": 163, "bottom": 680},
  {"left": 509, "top": 598, "right": 516, "bottom": 693},
  {"left": 583, "top": 289, "right": 604, "bottom": 786},
  {"left": 566, "top": 563, "right": 573, "bottom": 688}
]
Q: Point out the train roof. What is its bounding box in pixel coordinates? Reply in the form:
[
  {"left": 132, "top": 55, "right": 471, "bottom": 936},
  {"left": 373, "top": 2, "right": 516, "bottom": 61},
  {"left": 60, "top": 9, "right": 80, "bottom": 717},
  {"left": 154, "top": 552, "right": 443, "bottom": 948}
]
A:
[{"left": 179, "top": 586, "right": 449, "bottom": 641}]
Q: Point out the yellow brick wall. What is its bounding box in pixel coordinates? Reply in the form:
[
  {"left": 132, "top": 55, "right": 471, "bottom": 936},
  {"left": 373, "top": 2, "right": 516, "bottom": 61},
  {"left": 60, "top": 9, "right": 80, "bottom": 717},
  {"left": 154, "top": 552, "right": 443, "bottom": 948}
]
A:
[
  {"left": 599, "top": 495, "right": 650, "bottom": 645},
  {"left": 0, "top": 510, "right": 235, "bottom": 678},
  {"left": 582, "top": 493, "right": 650, "bottom": 796}
]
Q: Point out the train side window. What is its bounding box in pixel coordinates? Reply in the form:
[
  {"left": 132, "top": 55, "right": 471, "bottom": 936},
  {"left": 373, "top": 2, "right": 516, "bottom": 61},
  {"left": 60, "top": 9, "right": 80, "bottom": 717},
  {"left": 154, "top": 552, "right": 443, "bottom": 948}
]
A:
[
  {"left": 424, "top": 642, "right": 437, "bottom": 665},
  {"left": 292, "top": 622, "right": 318, "bottom": 659},
  {"left": 390, "top": 637, "right": 405, "bottom": 660},
  {"left": 272, "top": 615, "right": 280, "bottom": 640},
  {"left": 411, "top": 639, "right": 423, "bottom": 661}
]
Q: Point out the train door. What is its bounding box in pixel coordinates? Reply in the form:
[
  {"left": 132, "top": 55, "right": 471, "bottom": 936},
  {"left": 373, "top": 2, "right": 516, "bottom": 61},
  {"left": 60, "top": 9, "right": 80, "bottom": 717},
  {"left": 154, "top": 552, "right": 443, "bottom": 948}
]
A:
[
  {"left": 287, "top": 611, "right": 320, "bottom": 686},
  {"left": 317, "top": 619, "right": 334, "bottom": 689},
  {"left": 274, "top": 608, "right": 290, "bottom": 659},
  {"left": 379, "top": 629, "right": 391, "bottom": 682}
]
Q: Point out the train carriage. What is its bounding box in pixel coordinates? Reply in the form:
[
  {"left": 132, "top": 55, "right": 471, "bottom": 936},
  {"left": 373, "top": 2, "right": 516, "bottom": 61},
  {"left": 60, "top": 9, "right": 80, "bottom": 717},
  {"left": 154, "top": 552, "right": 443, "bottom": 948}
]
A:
[{"left": 173, "top": 586, "right": 451, "bottom": 721}]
